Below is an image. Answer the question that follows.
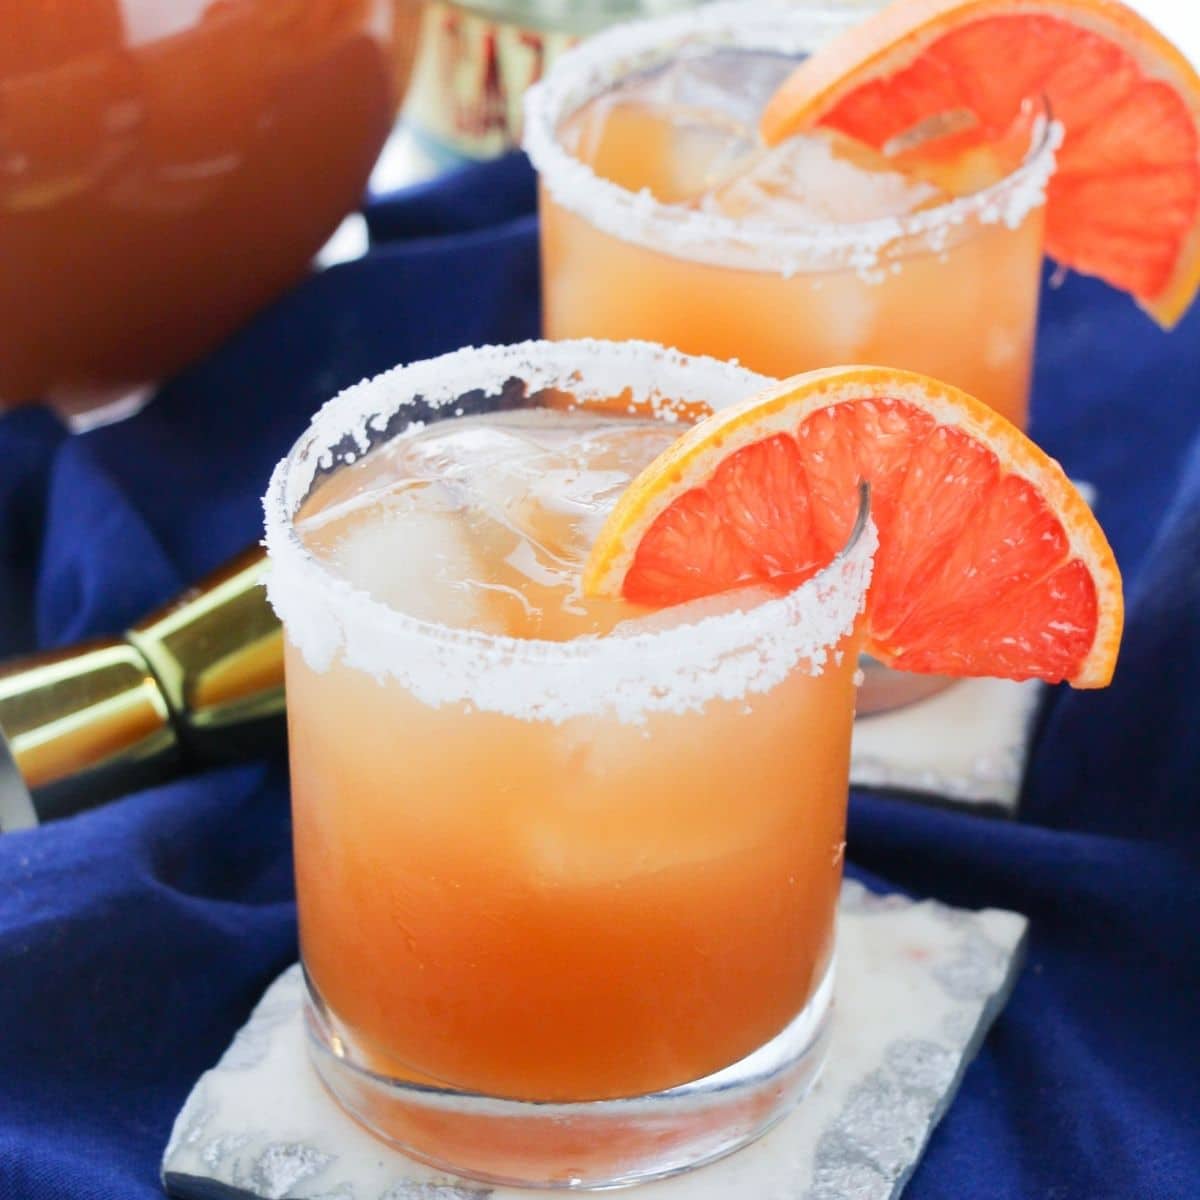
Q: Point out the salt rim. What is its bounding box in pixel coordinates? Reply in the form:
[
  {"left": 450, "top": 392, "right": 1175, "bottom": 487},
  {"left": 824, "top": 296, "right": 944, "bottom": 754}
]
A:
[
  {"left": 262, "top": 339, "right": 876, "bottom": 725},
  {"left": 522, "top": 0, "right": 1063, "bottom": 278}
]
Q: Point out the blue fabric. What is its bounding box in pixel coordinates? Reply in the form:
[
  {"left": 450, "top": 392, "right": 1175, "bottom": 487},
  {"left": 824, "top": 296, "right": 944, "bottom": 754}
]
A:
[{"left": 1, "top": 152, "right": 1198, "bottom": 1200}]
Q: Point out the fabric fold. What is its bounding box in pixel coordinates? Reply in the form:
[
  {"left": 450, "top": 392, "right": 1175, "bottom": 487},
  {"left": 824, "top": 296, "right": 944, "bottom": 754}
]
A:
[{"left": 0, "top": 159, "right": 1198, "bottom": 1200}]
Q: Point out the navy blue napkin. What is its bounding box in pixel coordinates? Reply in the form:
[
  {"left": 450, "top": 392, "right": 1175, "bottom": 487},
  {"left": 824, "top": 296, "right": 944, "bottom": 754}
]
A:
[{"left": 1, "top": 153, "right": 1198, "bottom": 1200}]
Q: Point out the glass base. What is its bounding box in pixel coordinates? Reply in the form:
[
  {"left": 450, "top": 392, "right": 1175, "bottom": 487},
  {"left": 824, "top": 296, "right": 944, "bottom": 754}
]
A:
[
  {"left": 856, "top": 655, "right": 959, "bottom": 716},
  {"left": 305, "top": 961, "right": 835, "bottom": 1190}
]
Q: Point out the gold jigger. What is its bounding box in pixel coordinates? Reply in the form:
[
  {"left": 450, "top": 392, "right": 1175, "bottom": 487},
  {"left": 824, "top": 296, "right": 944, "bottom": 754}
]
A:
[{"left": 0, "top": 549, "right": 284, "bottom": 831}]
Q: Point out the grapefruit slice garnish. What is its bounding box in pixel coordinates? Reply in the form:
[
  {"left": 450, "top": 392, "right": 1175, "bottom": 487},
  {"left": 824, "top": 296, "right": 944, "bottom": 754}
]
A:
[
  {"left": 758, "top": 0, "right": 1200, "bottom": 329},
  {"left": 583, "top": 366, "right": 1123, "bottom": 687}
]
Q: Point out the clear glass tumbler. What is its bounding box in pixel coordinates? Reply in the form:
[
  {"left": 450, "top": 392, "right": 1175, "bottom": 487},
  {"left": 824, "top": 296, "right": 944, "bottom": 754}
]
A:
[
  {"left": 263, "top": 339, "right": 874, "bottom": 1188},
  {"left": 525, "top": 0, "right": 1058, "bottom": 430}
]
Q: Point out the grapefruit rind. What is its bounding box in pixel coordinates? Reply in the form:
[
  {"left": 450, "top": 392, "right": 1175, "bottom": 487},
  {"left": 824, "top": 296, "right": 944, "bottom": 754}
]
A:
[
  {"left": 1147, "top": 208, "right": 1200, "bottom": 329},
  {"left": 582, "top": 365, "right": 1123, "bottom": 689},
  {"left": 759, "top": 0, "right": 1200, "bottom": 328}
]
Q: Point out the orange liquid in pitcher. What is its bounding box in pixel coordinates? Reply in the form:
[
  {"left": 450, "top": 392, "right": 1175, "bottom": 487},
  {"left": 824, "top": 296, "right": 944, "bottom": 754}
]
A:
[
  {"left": 540, "top": 49, "right": 1046, "bottom": 427},
  {"left": 0, "top": 0, "right": 394, "bottom": 407},
  {"left": 286, "top": 408, "right": 859, "bottom": 1101}
]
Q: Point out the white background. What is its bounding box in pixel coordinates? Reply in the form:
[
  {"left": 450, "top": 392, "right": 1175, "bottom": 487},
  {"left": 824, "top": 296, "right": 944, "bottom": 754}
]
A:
[{"left": 1123, "top": 1, "right": 1199, "bottom": 64}]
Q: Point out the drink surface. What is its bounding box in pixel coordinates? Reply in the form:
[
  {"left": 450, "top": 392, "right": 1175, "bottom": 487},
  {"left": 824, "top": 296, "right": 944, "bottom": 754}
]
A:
[
  {"left": 287, "top": 403, "right": 858, "bottom": 1101},
  {"left": 297, "top": 408, "right": 695, "bottom": 638},
  {"left": 558, "top": 48, "right": 960, "bottom": 221}
]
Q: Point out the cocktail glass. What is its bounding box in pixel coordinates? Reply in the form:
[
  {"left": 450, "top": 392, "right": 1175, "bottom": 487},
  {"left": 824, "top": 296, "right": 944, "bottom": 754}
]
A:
[
  {"left": 524, "top": 1, "right": 1058, "bottom": 431},
  {"left": 262, "top": 338, "right": 875, "bottom": 1188}
]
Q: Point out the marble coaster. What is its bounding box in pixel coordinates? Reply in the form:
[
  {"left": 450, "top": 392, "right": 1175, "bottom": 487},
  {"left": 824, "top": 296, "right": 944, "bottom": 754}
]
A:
[
  {"left": 161, "top": 881, "right": 1027, "bottom": 1200},
  {"left": 850, "top": 676, "right": 1043, "bottom": 813}
]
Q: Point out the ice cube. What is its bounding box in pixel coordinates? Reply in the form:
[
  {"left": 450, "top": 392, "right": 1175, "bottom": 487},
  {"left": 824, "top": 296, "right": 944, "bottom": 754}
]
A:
[
  {"left": 398, "top": 418, "right": 563, "bottom": 551},
  {"left": 403, "top": 413, "right": 677, "bottom": 569},
  {"left": 887, "top": 103, "right": 1038, "bottom": 198},
  {"left": 637, "top": 48, "right": 797, "bottom": 137},
  {"left": 563, "top": 88, "right": 758, "bottom": 204},
  {"left": 301, "top": 486, "right": 509, "bottom": 634},
  {"left": 514, "top": 419, "right": 680, "bottom": 561},
  {"left": 399, "top": 419, "right": 551, "bottom": 494},
  {"left": 703, "top": 129, "right": 945, "bottom": 225},
  {"left": 562, "top": 50, "right": 797, "bottom": 203}
]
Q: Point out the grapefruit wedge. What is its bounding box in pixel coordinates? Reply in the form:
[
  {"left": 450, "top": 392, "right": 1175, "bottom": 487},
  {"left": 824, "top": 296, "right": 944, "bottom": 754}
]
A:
[
  {"left": 583, "top": 366, "right": 1123, "bottom": 687},
  {"left": 759, "top": 0, "right": 1200, "bottom": 329}
]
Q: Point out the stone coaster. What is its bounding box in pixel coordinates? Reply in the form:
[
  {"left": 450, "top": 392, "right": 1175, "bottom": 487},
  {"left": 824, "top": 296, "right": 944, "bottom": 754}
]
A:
[
  {"left": 161, "top": 881, "right": 1027, "bottom": 1200},
  {"left": 850, "top": 676, "right": 1043, "bottom": 813}
]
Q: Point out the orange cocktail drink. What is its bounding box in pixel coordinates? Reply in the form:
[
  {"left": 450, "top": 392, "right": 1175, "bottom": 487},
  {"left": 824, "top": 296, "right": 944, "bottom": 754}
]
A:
[
  {"left": 263, "top": 339, "right": 874, "bottom": 1187},
  {"left": 524, "top": 2, "right": 1058, "bottom": 429}
]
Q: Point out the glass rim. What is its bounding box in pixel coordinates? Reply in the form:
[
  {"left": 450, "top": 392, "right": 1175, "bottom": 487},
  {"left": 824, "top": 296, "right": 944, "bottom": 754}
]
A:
[
  {"left": 522, "top": 0, "right": 1062, "bottom": 276},
  {"left": 262, "top": 338, "right": 876, "bottom": 724}
]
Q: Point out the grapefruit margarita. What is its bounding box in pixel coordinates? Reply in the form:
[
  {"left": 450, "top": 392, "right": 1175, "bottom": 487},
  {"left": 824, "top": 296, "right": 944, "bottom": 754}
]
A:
[
  {"left": 264, "top": 339, "right": 1121, "bottom": 1187},
  {"left": 265, "top": 341, "right": 870, "bottom": 1186},
  {"left": 525, "top": 4, "right": 1055, "bottom": 429}
]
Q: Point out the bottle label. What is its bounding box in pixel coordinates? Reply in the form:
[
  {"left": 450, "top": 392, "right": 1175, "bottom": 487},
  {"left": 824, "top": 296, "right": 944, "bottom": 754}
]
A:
[{"left": 403, "top": 1, "right": 576, "bottom": 163}]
